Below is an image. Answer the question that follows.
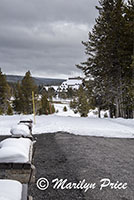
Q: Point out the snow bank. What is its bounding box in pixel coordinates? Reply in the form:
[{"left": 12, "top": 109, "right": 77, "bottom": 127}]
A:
[
  {"left": 10, "top": 124, "right": 30, "bottom": 136},
  {"left": 0, "top": 114, "right": 134, "bottom": 138},
  {"left": 0, "top": 138, "right": 32, "bottom": 163},
  {"left": 0, "top": 179, "right": 22, "bottom": 200},
  {"left": 0, "top": 115, "right": 33, "bottom": 135},
  {"left": 33, "top": 115, "right": 134, "bottom": 138}
]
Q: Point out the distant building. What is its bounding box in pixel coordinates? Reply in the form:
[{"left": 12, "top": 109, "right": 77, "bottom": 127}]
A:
[
  {"left": 59, "top": 77, "right": 82, "bottom": 91},
  {"left": 42, "top": 77, "right": 83, "bottom": 93}
]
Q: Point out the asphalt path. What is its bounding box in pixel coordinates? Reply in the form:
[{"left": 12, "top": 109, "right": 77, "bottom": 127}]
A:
[{"left": 28, "top": 132, "right": 134, "bottom": 200}]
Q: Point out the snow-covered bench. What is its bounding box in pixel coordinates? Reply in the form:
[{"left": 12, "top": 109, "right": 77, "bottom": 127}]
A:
[
  {"left": 10, "top": 119, "right": 33, "bottom": 139},
  {"left": 19, "top": 119, "right": 33, "bottom": 134},
  {"left": 0, "top": 179, "right": 33, "bottom": 200},
  {"left": 0, "top": 138, "right": 35, "bottom": 183}
]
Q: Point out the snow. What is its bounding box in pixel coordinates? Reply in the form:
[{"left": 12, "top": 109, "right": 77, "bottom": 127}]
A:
[
  {"left": 44, "top": 86, "right": 59, "bottom": 91},
  {"left": 53, "top": 99, "right": 100, "bottom": 118},
  {"left": 10, "top": 124, "right": 30, "bottom": 136},
  {"left": 61, "top": 79, "right": 82, "bottom": 86},
  {"left": 0, "top": 115, "right": 32, "bottom": 136},
  {"left": 0, "top": 138, "right": 32, "bottom": 163},
  {"left": 59, "top": 79, "right": 82, "bottom": 90},
  {"left": 33, "top": 115, "right": 134, "bottom": 138},
  {"left": 0, "top": 179, "right": 22, "bottom": 200},
  {"left": 0, "top": 105, "right": 134, "bottom": 138},
  {"left": 54, "top": 102, "right": 79, "bottom": 117}
]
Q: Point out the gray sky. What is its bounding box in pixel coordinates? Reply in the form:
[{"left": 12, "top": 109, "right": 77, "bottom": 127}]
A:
[{"left": 0, "top": 0, "right": 99, "bottom": 78}]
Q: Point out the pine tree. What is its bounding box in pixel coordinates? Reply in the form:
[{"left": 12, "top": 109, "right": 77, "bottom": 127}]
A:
[
  {"left": 70, "top": 98, "right": 78, "bottom": 114},
  {"left": 63, "top": 106, "right": 67, "bottom": 112},
  {"left": 0, "top": 69, "right": 11, "bottom": 114},
  {"left": 38, "top": 94, "right": 51, "bottom": 115},
  {"left": 51, "top": 104, "right": 55, "bottom": 114},
  {"left": 67, "top": 88, "right": 75, "bottom": 99},
  {"left": 7, "top": 103, "right": 13, "bottom": 115},
  {"left": 21, "top": 71, "right": 37, "bottom": 114},
  {"left": 120, "top": 0, "right": 134, "bottom": 118},
  {"left": 77, "top": 0, "right": 134, "bottom": 118},
  {"left": 70, "top": 86, "right": 91, "bottom": 117},
  {"left": 13, "top": 71, "right": 38, "bottom": 114},
  {"left": 13, "top": 82, "right": 24, "bottom": 113}
]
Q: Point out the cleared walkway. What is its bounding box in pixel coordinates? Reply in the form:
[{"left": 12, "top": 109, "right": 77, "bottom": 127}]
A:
[{"left": 28, "top": 132, "right": 134, "bottom": 200}]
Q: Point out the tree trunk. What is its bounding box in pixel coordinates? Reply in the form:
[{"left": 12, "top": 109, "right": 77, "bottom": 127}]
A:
[
  {"left": 109, "top": 106, "right": 113, "bottom": 118},
  {"left": 116, "top": 98, "right": 120, "bottom": 118},
  {"left": 98, "top": 107, "right": 101, "bottom": 118}
]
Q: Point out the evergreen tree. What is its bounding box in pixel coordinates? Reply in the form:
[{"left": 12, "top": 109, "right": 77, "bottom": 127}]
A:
[
  {"left": 70, "top": 86, "right": 91, "bottom": 117},
  {"left": 13, "top": 82, "right": 24, "bottom": 113},
  {"left": 21, "top": 71, "right": 37, "bottom": 114},
  {"left": 13, "top": 71, "right": 37, "bottom": 114},
  {"left": 38, "top": 94, "right": 55, "bottom": 115},
  {"left": 51, "top": 104, "right": 55, "bottom": 114},
  {"left": 70, "top": 98, "right": 78, "bottom": 114},
  {"left": 77, "top": 0, "right": 134, "bottom": 118},
  {"left": 120, "top": 0, "right": 134, "bottom": 118},
  {"left": 67, "top": 88, "right": 75, "bottom": 99},
  {"left": 0, "top": 69, "right": 11, "bottom": 114},
  {"left": 7, "top": 103, "right": 13, "bottom": 115},
  {"left": 58, "top": 89, "right": 68, "bottom": 99},
  {"left": 63, "top": 106, "right": 67, "bottom": 112}
]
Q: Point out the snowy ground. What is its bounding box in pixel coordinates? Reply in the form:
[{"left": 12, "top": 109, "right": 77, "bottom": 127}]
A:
[
  {"left": 0, "top": 100, "right": 134, "bottom": 138},
  {"left": 0, "top": 114, "right": 134, "bottom": 138},
  {"left": 53, "top": 100, "right": 99, "bottom": 117}
]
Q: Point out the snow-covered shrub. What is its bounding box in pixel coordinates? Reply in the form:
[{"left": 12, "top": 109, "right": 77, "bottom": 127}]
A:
[{"left": 63, "top": 106, "right": 67, "bottom": 112}]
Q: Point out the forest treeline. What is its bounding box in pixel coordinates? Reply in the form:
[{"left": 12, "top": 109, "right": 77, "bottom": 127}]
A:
[
  {"left": 0, "top": 70, "right": 55, "bottom": 115},
  {"left": 74, "top": 0, "right": 134, "bottom": 118},
  {"left": 0, "top": 0, "right": 134, "bottom": 118},
  {"left": 0, "top": 69, "right": 78, "bottom": 116}
]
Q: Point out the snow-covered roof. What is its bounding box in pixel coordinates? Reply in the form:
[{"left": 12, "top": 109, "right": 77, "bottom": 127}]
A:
[
  {"left": 61, "top": 79, "right": 82, "bottom": 86},
  {"left": 59, "top": 79, "right": 82, "bottom": 91}
]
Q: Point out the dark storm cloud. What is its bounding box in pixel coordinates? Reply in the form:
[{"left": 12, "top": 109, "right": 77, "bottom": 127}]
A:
[{"left": 0, "top": 0, "right": 99, "bottom": 78}]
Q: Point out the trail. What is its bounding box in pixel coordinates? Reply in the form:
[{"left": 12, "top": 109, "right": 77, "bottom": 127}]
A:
[{"left": 29, "top": 132, "right": 134, "bottom": 200}]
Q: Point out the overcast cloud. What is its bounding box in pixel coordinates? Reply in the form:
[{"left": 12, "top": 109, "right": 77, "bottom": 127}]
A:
[{"left": 0, "top": 0, "right": 99, "bottom": 78}]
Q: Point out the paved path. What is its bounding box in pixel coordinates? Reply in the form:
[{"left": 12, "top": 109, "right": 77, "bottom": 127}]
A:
[{"left": 28, "top": 132, "right": 134, "bottom": 200}]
